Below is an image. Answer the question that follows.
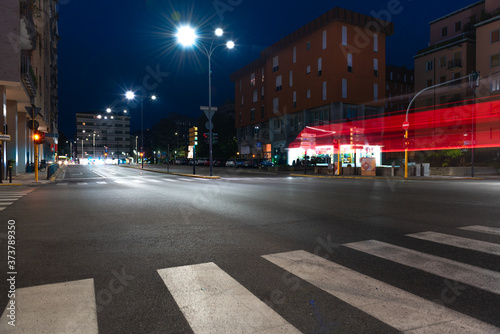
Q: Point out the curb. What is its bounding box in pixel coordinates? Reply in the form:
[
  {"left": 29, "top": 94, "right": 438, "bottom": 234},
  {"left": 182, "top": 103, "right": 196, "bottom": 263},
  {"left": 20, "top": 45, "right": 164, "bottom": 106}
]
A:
[
  {"left": 289, "top": 174, "right": 485, "bottom": 181},
  {"left": 118, "top": 165, "right": 221, "bottom": 179},
  {"left": 0, "top": 183, "right": 24, "bottom": 186}
]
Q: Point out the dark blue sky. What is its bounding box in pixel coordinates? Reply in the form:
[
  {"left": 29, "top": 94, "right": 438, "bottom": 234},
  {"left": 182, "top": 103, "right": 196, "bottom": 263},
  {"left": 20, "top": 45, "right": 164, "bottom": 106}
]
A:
[{"left": 58, "top": 0, "right": 477, "bottom": 138}]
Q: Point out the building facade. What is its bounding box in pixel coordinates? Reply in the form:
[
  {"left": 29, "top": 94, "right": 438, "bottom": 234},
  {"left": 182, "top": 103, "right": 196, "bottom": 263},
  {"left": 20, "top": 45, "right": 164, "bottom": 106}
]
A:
[
  {"left": 76, "top": 111, "right": 131, "bottom": 162},
  {"left": 385, "top": 65, "right": 414, "bottom": 113},
  {"left": 476, "top": 8, "right": 500, "bottom": 97},
  {"left": 0, "top": 0, "right": 59, "bottom": 176},
  {"left": 231, "top": 7, "right": 393, "bottom": 164}
]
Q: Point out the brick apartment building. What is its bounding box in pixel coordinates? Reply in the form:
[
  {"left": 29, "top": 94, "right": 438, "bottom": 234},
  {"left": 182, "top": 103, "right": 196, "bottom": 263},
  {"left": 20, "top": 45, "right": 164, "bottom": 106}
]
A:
[
  {"left": 231, "top": 7, "right": 393, "bottom": 164},
  {"left": 0, "top": 0, "right": 59, "bottom": 176}
]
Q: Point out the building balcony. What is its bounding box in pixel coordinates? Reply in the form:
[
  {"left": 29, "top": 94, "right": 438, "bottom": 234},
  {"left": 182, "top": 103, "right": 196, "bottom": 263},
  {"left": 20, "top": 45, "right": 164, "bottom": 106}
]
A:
[
  {"left": 448, "top": 59, "right": 462, "bottom": 69},
  {"left": 21, "top": 55, "right": 37, "bottom": 98},
  {"left": 20, "top": 0, "right": 37, "bottom": 50}
]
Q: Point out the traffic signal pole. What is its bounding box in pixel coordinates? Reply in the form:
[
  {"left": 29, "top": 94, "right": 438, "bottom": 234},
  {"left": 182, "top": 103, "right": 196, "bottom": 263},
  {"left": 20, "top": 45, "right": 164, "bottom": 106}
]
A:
[{"left": 34, "top": 141, "right": 39, "bottom": 182}]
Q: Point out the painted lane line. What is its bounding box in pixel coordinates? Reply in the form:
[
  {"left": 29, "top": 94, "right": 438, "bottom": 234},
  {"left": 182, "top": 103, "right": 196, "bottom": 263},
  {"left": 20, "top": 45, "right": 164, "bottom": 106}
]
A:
[
  {"left": 263, "top": 250, "right": 500, "bottom": 334},
  {"left": 344, "top": 240, "right": 500, "bottom": 295},
  {"left": 460, "top": 225, "right": 500, "bottom": 237},
  {"left": 0, "top": 279, "right": 98, "bottom": 333},
  {"left": 158, "top": 262, "right": 300, "bottom": 334},
  {"left": 407, "top": 231, "right": 500, "bottom": 256}
]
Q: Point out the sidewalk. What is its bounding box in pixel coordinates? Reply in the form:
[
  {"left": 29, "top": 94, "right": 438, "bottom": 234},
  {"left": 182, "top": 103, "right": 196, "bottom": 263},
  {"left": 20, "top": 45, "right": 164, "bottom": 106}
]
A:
[{"left": 0, "top": 168, "right": 62, "bottom": 187}]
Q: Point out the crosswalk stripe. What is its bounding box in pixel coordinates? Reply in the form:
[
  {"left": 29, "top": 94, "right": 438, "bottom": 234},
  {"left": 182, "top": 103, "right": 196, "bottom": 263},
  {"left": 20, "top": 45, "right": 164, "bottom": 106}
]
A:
[
  {"left": 162, "top": 179, "right": 178, "bottom": 182},
  {"left": 178, "top": 178, "right": 196, "bottom": 182},
  {"left": 0, "top": 279, "right": 98, "bottom": 333},
  {"left": 77, "top": 182, "right": 88, "bottom": 185},
  {"left": 0, "top": 199, "right": 19, "bottom": 202},
  {"left": 114, "top": 180, "right": 126, "bottom": 184},
  {"left": 263, "top": 250, "right": 499, "bottom": 334},
  {"left": 0, "top": 202, "right": 14, "bottom": 206},
  {"left": 407, "top": 231, "right": 500, "bottom": 256},
  {"left": 460, "top": 225, "right": 500, "bottom": 237},
  {"left": 344, "top": 240, "right": 500, "bottom": 295},
  {"left": 157, "top": 262, "right": 301, "bottom": 334},
  {"left": 0, "top": 207, "right": 6, "bottom": 211},
  {"left": 132, "top": 179, "right": 144, "bottom": 183},
  {"left": 96, "top": 181, "right": 107, "bottom": 184},
  {"left": 146, "top": 179, "right": 162, "bottom": 183}
]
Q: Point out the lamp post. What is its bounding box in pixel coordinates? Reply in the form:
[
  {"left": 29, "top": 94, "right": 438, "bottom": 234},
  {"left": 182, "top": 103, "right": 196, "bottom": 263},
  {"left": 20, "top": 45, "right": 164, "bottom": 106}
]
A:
[
  {"left": 126, "top": 91, "right": 156, "bottom": 169},
  {"left": 176, "top": 25, "right": 235, "bottom": 176}
]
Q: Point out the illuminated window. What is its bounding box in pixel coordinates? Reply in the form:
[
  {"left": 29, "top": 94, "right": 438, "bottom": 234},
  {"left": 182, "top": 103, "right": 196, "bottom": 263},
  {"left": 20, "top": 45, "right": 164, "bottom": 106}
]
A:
[
  {"left": 342, "top": 26, "right": 347, "bottom": 46},
  {"left": 322, "top": 30, "right": 327, "bottom": 50},
  {"left": 250, "top": 72, "right": 255, "bottom": 86},
  {"left": 347, "top": 54, "right": 353, "bottom": 72},
  {"left": 426, "top": 60, "right": 433, "bottom": 71}
]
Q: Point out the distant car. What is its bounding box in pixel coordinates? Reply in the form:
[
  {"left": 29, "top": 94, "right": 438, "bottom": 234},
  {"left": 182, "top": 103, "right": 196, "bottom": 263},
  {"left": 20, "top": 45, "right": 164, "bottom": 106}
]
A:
[
  {"left": 226, "top": 159, "right": 236, "bottom": 167},
  {"left": 244, "top": 159, "right": 259, "bottom": 168},
  {"left": 235, "top": 159, "right": 245, "bottom": 168},
  {"left": 260, "top": 159, "right": 274, "bottom": 167}
]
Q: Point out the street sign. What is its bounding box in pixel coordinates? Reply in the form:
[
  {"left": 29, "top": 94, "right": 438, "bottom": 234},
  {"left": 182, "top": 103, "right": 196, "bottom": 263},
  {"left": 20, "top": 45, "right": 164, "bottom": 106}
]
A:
[
  {"left": 27, "top": 120, "right": 39, "bottom": 130},
  {"left": 45, "top": 133, "right": 59, "bottom": 138},
  {"left": 402, "top": 121, "right": 409, "bottom": 131},
  {"left": 25, "top": 106, "right": 41, "bottom": 119},
  {"left": 201, "top": 106, "right": 217, "bottom": 120},
  {"left": 0, "top": 134, "right": 11, "bottom": 141},
  {"left": 205, "top": 121, "right": 213, "bottom": 131}
]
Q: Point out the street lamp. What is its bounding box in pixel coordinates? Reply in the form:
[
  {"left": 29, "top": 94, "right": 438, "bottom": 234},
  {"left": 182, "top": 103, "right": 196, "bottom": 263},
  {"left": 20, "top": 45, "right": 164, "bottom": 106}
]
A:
[
  {"left": 126, "top": 91, "right": 157, "bottom": 169},
  {"left": 176, "top": 25, "right": 235, "bottom": 176}
]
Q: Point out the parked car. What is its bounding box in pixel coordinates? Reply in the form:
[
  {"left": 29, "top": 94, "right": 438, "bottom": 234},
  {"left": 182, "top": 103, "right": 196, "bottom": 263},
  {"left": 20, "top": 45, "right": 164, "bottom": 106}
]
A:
[
  {"left": 226, "top": 159, "right": 236, "bottom": 167},
  {"left": 214, "top": 159, "right": 226, "bottom": 167},
  {"left": 244, "top": 159, "right": 259, "bottom": 168},
  {"left": 235, "top": 159, "right": 245, "bottom": 168},
  {"left": 260, "top": 159, "right": 274, "bottom": 167}
]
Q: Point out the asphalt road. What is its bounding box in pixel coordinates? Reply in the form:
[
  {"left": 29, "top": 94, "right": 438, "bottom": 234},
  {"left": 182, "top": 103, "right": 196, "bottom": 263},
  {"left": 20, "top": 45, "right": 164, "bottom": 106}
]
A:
[{"left": 1, "top": 164, "right": 499, "bottom": 333}]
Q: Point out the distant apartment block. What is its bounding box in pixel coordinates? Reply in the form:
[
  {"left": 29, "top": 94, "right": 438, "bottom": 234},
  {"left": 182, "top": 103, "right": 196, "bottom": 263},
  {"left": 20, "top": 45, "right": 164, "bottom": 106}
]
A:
[
  {"left": 231, "top": 7, "right": 393, "bottom": 163},
  {"left": 76, "top": 111, "right": 131, "bottom": 161},
  {"left": 0, "top": 0, "right": 59, "bottom": 176},
  {"left": 385, "top": 65, "right": 414, "bottom": 113}
]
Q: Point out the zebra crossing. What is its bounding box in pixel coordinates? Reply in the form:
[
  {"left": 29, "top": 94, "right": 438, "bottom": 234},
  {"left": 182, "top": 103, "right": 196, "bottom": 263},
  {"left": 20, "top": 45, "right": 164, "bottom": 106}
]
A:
[
  {"left": 0, "top": 188, "right": 34, "bottom": 211},
  {"left": 2, "top": 225, "right": 499, "bottom": 333},
  {"left": 55, "top": 176, "right": 288, "bottom": 186}
]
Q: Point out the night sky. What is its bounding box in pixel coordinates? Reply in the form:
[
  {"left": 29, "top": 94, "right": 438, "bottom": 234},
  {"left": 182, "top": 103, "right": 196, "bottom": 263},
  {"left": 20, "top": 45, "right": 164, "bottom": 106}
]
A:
[{"left": 57, "top": 0, "right": 478, "bottom": 138}]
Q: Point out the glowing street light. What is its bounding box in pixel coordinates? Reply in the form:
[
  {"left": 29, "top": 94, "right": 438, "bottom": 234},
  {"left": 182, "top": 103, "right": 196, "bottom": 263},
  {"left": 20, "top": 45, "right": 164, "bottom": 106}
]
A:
[
  {"left": 175, "top": 25, "right": 236, "bottom": 176},
  {"left": 126, "top": 90, "right": 157, "bottom": 169}
]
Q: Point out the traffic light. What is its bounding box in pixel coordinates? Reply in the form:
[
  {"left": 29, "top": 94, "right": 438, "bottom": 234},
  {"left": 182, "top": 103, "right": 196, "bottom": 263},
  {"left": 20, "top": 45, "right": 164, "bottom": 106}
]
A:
[
  {"left": 189, "top": 126, "right": 198, "bottom": 146},
  {"left": 33, "top": 131, "right": 45, "bottom": 145},
  {"left": 469, "top": 71, "right": 480, "bottom": 88},
  {"left": 403, "top": 138, "right": 410, "bottom": 149},
  {"left": 203, "top": 133, "right": 209, "bottom": 144},
  {"left": 212, "top": 133, "right": 218, "bottom": 144}
]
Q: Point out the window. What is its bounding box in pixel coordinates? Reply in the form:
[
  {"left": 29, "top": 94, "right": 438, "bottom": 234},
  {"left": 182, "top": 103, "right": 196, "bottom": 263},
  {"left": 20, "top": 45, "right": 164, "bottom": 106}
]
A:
[
  {"left": 306, "top": 41, "right": 311, "bottom": 50},
  {"left": 273, "top": 97, "right": 279, "bottom": 113},
  {"left": 293, "top": 91, "right": 297, "bottom": 108},
  {"left": 440, "top": 56, "right": 447, "bottom": 68},
  {"left": 273, "top": 56, "right": 279, "bottom": 72},
  {"left": 342, "top": 26, "right": 347, "bottom": 46},
  {"left": 491, "top": 30, "right": 500, "bottom": 43},
  {"left": 322, "top": 30, "right": 327, "bottom": 49},
  {"left": 322, "top": 81, "right": 327, "bottom": 101},
  {"left": 261, "top": 105, "right": 265, "bottom": 118},
  {"left": 250, "top": 108, "right": 255, "bottom": 121},
  {"left": 491, "top": 79, "right": 500, "bottom": 92},
  {"left": 241, "top": 95, "right": 244, "bottom": 106},
  {"left": 390, "top": 72, "right": 393, "bottom": 80},
  {"left": 239, "top": 112, "right": 242, "bottom": 124},
  {"left": 426, "top": 79, "right": 433, "bottom": 87},
  {"left": 426, "top": 60, "right": 433, "bottom": 71},
  {"left": 373, "top": 59, "right": 378, "bottom": 77},
  {"left": 440, "top": 75, "right": 446, "bottom": 84},
  {"left": 455, "top": 21, "right": 462, "bottom": 32},
  {"left": 253, "top": 90, "right": 258, "bottom": 103},
  {"left": 261, "top": 87, "right": 265, "bottom": 100},
  {"left": 342, "top": 79, "right": 347, "bottom": 99},
  {"left": 289, "top": 70, "right": 293, "bottom": 87},
  {"left": 347, "top": 53, "right": 353, "bottom": 72},
  {"left": 293, "top": 46, "right": 296, "bottom": 63},
  {"left": 250, "top": 72, "right": 255, "bottom": 86},
  {"left": 306, "top": 65, "right": 311, "bottom": 74},
  {"left": 261, "top": 68, "right": 265, "bottom": 82},
  {"left": 307, "top": 89, "right": 311, "bottom": 99},
  {"left": 442, "top": 26, "right": 448, "bottom": 37},
  {"left": 276, "top": 75, "right": 282, "bottom": 92},
  {"left": 374, "top": 34, "right": 378, "bottom": 52},
  {"left": 318, "top": 58, "right": 322, "bottom": 76},
  {"left": 492, "top": 54, "right": 500, "bottom": 68},
  {"left": 373, "top": 84, "right": 378, "bottom": 102},
  {"left": 239, "top": 80, "right": 242, "bottom": 92}
]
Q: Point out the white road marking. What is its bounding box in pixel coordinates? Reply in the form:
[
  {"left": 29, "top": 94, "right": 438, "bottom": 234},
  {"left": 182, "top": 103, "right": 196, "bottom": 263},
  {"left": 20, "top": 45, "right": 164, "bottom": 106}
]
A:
[
  {"left": 162, "top": 179, "right": 178, "bottom": 182},
  {"left": 179, "top": 178, "right": 196, "bottom": 182},
  {"left": 77, "top": 182, "right": 88, "bottom": 185},
  {"left": 96, "top": 181, "right": 107, "bottom": 184},
  {"left": 158, "top": 262, "right": 300, "bottom": 334},
  {"left": 0, "top": 202, "right": 14, "bottom": 206},
  {"left": 0, "top": 279, "right": 98, "bottom": 333},
  {"left": 344, "top": 240, "right": 500, "bottom": 295},
  {"left": 263, "top": 250, "right": 500, "bottom": 334},
  {"left": 408, "top": 231, "right": 500, "bottom": 256},
  {"left": 57, "top": 183, "right": 68, "bottom": 186},
  {"left": 460, "top": 225, "right": 500, "bottom": 237},
  {"left": 145, "top": 179, "right": 162, "bottom": 183}
]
